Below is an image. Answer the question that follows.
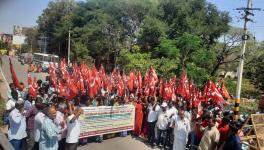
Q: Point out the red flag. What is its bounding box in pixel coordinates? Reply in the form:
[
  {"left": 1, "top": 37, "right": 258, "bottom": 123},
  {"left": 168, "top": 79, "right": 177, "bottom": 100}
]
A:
[
  {"left": 171, "top": 87, "right": 176, "bottom": 101},
  {"left": 58, "top": 79, "right": 69, "bottom": 98},
  {"left": 103, "top": 77, "right": 112, "bottom": 92},
  {"left": 49, "top": 63, "right": 57, "bottom": 88},
  {"left": 60, "top": 59, "right": 68, "bottom": 79},
  {"left": 148, "top": 66, "right": 158, "bottom": 96},
  {"left": 127, "top": 71, "right": 135, "bottom": 91},
  {"left": 99, "top": 65, "right": 106, "bottom": 79},
  {"left": 163, "top": 82, "right": 173, "bottom": 100},
  {"left": 77, "top": 76, "right": 85, "bottom": 94},
  {"left": 116, "top": 75, "right": 125, "bottom": 97},
  {"left": 67, "top": 78, "right": 78, "bottom": 100},
  {"left": 144, "top": 69, "right": 149, "bottom": 86},
  {"left": 203, "top": 80, "right": 226, "bottom": 104},
  {"left": 220, "top": 82, "right": 231, "bottom": 99},
  {"left": 149, "top": 85, "right": 156, "bottom": 97},
  {"left": 138, "top": 71, "right": 142, "bottom": 91},
  {"left": 159, "top": 78, "right": 164, "bottom": 97},
  {"left": 88, "top": 78, "right": 96, "bottom": 98},
  {"left": 9, "top": 58, "right": 23, "bottom": 90},
  {"left": 169, "top": 75, "right": 176, "bottom": 86},
  {"left": 216, "top": 80, "right": 221, "bottom": 90},
  {"left": 28, "top": 74, "right": 37, "bottom": 97},
  {"left": 144, "top": 85, "right": 150, "bottom": 96},
  {"left": 177, "top": 70, "right": 189, "bottom": 98},
  {"left": 33, "top": 76, "right": 38, "bottom": 90},
  {"left": 149, "top": 65, "right": 158, "bottom": 86}
]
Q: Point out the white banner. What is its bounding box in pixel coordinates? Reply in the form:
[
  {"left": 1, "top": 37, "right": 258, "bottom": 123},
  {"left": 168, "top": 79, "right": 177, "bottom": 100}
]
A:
[{"left": 79, "top": 105, "right": 135, "bottom": 138}]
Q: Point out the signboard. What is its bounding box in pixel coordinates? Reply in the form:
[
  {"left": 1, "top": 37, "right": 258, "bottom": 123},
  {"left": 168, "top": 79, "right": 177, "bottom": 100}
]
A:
[
  {"left": 79, "top": 105, "right": 135, "bottom": 138},
  {"left": 12, "top": 35, "right": 26, "bottom": 45},
  {"left": 251, "top": 114, "right": 264, "bottom": 150},
  {"left": 0, "top": 34, "right": 12, "bottom": 44}
]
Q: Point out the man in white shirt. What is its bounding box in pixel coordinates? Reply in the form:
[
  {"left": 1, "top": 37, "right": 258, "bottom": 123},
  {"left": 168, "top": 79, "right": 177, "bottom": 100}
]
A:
[
  {"left": 171, "top": 109, "right": 191, "bottom": 150},
  {"left": 66, "top": 107, "right": 83, "bottom": 150},
  {"left": 55, "top": 101, "right": 67, "bottom": 150},
  {"left": 8, "top": 100, "right": 27, "bottom": 150},
  {"left": 34, "top": 107, "right": 46, "bottom": 150},
  {"left": 167, "top": 101, "right": 178, "bottom": 118},
  {"left": 24, "top": 94, "right": 35, "bottom": 111},
  {"left": 147, "top": 97, "right": 160, "bottom": 147},
  {"left": 6, "top": 89, "right": 19, "bottom": 111},
  {"left": 156, "top": 102, "right": 169, "bottom": 149},
  {"left": 167, "top": 101, "right": 178, "bottom": 148}
]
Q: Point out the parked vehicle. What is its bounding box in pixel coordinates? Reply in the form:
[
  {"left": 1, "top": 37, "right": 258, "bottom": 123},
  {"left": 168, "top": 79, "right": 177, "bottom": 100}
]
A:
[
  {"left": 33, "top": 53, "right": 59, "bottom": 72},
  {"left": 18, "top": 53, "right": 33, "bottom": 65}
]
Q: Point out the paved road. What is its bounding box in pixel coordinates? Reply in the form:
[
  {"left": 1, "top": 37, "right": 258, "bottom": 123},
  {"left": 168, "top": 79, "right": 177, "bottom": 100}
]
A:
[
  {"left": 0, "top": 55, "right": 156, "bottom": 150},
  {"left": 0, "top": 55, "right": 47, "bottom": 99},
  {"left": 78, "top": 136, "right": 158, "bottom": 150},
  {"left": 1, "top": 55, "right": 28, "bottom": 85}
]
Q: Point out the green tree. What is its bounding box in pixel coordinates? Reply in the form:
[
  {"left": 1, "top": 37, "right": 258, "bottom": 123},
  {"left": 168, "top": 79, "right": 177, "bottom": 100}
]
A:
[
  {"left": 24, "top": 27, "right": 39, "bottom": 53},
  {"left": 175, "top": 33, "right": 203, "bottom": 68},
  {"left": 161, "top": 0, "right": 230, "bottom": 44},
  {"left": 151, "top": 39, "right": 179, "bottom": 59},
  {"left": 37, "top": 0, "right": 75, "bottom": 55},
  {"left": 138, "top": 17, "right": 168, "bottom": 50},
  {"left": 37, "top": 0, "right": 231, "bottom": 78},
  {"left": 0, "top": 41, "right": 8, "bottom": 49}
]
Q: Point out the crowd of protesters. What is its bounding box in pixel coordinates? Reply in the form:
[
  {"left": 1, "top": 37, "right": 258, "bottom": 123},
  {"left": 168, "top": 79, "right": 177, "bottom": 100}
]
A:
[
  {"left": 2, "top": 59, "right": 246, "bottom": 150},
  {"left": 3, "top": 79, "right": 244, "bottom": 150}
]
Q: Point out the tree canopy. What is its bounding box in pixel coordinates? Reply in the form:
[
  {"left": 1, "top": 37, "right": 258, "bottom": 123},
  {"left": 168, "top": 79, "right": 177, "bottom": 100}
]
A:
[{"left": 37, "top": 0, "right": 232, "bottom": 85}]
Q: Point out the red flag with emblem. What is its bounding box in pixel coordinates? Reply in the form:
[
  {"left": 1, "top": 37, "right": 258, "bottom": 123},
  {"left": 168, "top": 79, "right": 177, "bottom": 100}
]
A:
[
  {"left": 204, "top": 80, "right": 226, "bottom": 104},
  {"left": 149, "top": 65, "right": 158, "bottom": 86},
  {"left": 177, "top": 70, "right": 189, "bottom": 98},
  {"left": 60, "top": 59, "right": 68, "bottom": 79},
  {"left": 163, "top": 82, "right": 173, "bottom": 100},
  {"left": 28, "top": 74, "right": 37, "bottom": 97},
  {"left": 49, "top": 63, "right": 57, "bottom": 88},
  {"left": 116, "top": 75, "right": 125, "bottom": 97},
  {"left": 67, "top": 78, "right": 78, "bottom": 100},
  {"left": 144, "top": 84, "right": 150, "bottom": 96},
  {"left": 58, "top": 79, "right": 69, "bottom": 98},
  {"left": 9, "top": 58, "right": 23, "bottom": 90}
]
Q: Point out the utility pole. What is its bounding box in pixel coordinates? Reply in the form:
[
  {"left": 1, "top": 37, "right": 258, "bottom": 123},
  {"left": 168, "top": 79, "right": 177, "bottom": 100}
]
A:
[
  {"left": 44, "top": 37, "right": 47, "bottom": 54},
  {"left": 234, "top": 0, "right": 261, "bottom": 120},
  {"left": 67, "top": 0, "right": 71, "bottom": 66},
  {"left": 67, "top": 30, "right": 71, "bottom": 66}
]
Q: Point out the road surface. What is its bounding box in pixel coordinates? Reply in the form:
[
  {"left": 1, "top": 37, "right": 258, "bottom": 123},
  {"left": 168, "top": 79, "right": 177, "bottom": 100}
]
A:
[
  {"left": 0, "top": 55, "right": 157, "bottom": 150},
  {"left": 78, "top": 136, "right": 159, "bottom": 150},
  {"left": 0, "top": 55, "right": 48, "bottom": 99}
]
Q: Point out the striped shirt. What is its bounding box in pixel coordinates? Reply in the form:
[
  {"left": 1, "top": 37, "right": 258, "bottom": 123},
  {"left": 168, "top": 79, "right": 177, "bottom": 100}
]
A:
[
  {"left": 39, "top": 116, "right": 60, "bottom": 150},
  {"left": 198, "top": 126, "right": 220, "bottom": 150}
]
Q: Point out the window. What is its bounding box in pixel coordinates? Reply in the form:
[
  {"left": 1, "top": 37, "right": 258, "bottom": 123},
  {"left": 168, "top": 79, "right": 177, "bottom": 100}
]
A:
[{"left": 44, "top": 56, "right": 51, "bottom": 62}]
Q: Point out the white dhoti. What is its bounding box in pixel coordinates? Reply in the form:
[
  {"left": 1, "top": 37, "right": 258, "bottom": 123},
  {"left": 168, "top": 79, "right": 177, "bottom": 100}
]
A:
[
  {"left": 172, "top": 116, "right": 190, "bottom": 150},
  {"left": 173, "top": 137, "right": 187, "bottom": 150}
]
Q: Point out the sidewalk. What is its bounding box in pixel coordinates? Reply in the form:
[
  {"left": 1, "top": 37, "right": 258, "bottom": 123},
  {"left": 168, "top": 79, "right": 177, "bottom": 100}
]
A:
[{"left": 0, "top": 59, "right": 9, "bottom": 133}]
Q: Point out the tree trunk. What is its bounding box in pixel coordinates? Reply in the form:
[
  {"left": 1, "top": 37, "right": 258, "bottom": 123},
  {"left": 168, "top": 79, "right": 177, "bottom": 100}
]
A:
[{"left": 210, "top": 62, "right": 221, "bottom": 76}]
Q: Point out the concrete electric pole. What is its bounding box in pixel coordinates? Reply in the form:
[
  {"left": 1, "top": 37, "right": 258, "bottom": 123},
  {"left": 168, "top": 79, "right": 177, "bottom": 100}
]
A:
[
  {"left": 68, "top": 30, "right": 71, "bottom": 66},
  {"left": 234, "top": 0, "right": 261, "bottom": 120}
]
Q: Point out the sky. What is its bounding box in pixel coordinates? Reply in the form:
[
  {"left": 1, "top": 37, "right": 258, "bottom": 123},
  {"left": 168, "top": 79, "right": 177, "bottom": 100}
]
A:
[{"left": 0, "top": 0, "right": 264, "bottom": 41}]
